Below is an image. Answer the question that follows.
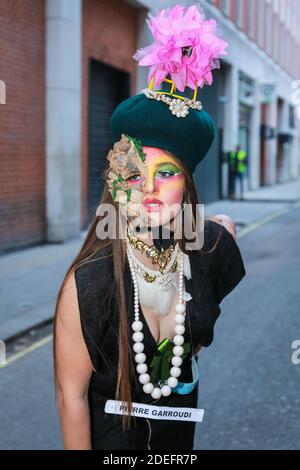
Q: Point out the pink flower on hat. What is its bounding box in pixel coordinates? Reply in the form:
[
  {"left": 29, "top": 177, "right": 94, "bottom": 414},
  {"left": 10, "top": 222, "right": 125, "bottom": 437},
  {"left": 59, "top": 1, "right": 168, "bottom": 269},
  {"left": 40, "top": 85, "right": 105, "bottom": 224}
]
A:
[{"left": 133, "top": 4, "right": 228, "bottom": 92}]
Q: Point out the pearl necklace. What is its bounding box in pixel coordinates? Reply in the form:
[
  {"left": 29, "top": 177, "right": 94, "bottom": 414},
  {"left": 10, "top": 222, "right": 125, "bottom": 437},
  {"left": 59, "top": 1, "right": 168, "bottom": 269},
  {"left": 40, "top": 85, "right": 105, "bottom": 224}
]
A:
[{"left": 127, "top": 245, "right": 186, "bottom": 400}]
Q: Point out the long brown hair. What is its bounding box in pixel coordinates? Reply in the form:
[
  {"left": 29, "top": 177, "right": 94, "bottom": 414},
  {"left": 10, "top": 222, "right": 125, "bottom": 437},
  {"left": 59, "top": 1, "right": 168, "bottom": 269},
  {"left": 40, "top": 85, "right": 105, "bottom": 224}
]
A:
[{"left": 53, "top": 152, "right": 223, "bottom": 431}]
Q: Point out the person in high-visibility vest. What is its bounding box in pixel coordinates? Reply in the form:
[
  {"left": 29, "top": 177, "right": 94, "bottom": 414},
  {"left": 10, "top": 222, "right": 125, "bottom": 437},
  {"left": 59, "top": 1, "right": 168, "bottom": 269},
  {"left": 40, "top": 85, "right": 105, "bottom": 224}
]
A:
[
  {"left": 228, "top": 145, "right": 248, "bottom": 200},
  {"left": 235, "top": 145, "right": 248, "bottom": 200},
  {"left": 228, "top": 149, "right": 237, "bottom": 199}
]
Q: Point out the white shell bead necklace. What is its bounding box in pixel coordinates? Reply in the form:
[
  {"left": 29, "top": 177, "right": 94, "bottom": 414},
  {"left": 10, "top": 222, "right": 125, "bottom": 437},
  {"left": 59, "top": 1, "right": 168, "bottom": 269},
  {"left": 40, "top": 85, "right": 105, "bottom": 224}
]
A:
[{"left": 127, "top": 245, "right": 186, "bottom": 400}]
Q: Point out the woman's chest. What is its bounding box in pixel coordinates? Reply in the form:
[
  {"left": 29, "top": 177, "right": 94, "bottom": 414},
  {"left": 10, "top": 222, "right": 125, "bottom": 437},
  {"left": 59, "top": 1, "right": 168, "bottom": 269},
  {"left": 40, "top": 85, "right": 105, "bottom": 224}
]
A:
[
  {"left": 127, "top": 255, "right": 216, "bottom": 354},
  {"left": 139, "top": 288, "right": 182, "bottom": 345}
]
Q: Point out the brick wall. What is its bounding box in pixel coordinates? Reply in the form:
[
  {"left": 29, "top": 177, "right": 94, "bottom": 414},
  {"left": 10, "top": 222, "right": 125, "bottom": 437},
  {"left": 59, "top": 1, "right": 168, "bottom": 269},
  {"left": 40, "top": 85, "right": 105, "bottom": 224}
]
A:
[
  {"left": 81, "top": 0, "right": 139, "bottom": 227},
  {"left": 0, "top": 0, "right": 45, "bottom": 253}
]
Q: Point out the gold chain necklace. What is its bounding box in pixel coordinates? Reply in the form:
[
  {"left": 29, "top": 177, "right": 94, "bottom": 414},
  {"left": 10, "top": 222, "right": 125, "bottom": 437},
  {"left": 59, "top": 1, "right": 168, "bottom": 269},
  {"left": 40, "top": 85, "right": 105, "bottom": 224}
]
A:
[{"left": 127, "top": 228, "right": 177, "bottom": 274}]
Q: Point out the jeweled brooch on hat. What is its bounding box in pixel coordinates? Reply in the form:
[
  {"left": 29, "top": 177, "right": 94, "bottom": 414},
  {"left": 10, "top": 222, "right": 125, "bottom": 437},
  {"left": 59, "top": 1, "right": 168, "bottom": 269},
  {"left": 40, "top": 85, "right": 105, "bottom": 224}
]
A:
[
  {"left": 142, "top": 78, "right": 202, "bottom": 118},
  {"left": 133, "top": 4, "right": 228, "bottom": 118}
]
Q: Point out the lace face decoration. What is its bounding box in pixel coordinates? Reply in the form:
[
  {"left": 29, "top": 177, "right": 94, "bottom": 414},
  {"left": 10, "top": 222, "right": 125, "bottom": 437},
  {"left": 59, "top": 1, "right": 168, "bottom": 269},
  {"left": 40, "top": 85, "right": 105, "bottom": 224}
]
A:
[{"left": 106, "top": 133, "right": 148, "bottom": 225}]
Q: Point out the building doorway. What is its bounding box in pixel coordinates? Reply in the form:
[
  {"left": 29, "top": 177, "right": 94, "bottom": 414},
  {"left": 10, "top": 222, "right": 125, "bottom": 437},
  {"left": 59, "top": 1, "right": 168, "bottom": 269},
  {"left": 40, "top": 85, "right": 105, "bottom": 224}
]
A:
[{"left": 87, "top": 59, "right": 130, "bottom": 223}]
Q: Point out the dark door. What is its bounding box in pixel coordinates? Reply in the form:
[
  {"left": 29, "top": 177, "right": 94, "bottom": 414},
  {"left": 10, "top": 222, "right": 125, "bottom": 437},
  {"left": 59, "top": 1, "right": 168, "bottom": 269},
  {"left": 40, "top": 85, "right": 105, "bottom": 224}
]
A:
[
  {"left": 194, "top": 72, "right": 222, "bottom": 204},
  {"left": 88, "top": 59, "right": 130, "bottom": 223}
]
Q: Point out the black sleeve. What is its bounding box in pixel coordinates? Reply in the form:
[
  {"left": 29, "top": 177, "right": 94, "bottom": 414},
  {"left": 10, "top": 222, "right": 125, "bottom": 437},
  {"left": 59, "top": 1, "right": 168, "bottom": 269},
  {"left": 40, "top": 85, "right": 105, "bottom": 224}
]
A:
[{"left": 214, "top": 227, "right": 246, "bottom": 304}]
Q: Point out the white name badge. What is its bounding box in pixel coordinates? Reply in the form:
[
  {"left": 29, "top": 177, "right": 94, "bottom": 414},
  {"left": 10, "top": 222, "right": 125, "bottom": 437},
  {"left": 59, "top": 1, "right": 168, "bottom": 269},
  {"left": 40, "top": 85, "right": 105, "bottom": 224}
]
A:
[{"left": 104, "top": 399, "right": 204, "bottom": 423}]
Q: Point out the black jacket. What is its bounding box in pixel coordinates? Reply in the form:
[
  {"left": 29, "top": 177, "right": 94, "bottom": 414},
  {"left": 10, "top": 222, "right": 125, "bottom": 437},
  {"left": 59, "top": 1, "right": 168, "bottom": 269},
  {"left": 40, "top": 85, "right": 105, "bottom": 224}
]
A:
[{"left": 74, "top": 219, "right": 246, "bottom": 449}]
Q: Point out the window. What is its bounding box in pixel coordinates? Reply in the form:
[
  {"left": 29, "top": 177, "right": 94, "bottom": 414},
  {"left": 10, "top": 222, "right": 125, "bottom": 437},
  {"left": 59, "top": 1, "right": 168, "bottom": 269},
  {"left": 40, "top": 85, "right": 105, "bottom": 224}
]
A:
[
  {"left": 235, "top": 0, "right": 244, "bottom": 28},
  {"left": 265, "top": 2, "right": 272, "bottom": 55},
  {"left": 247, "top": 0, "right": 254, "bottom": 38},
  {"left": 221, "top": 0, "right": 231, "bottom": 17},
  {"left": 279, "top": 23, "right": 285, "bottom": 69},
  {"left": 257, "top": 0, "right": 264, "bottom": 47},
  {"left": 273, "top": 0, "right": 279, "bottom": 15},
  {"left": 289, "top": 105, "right": 295, "bottom": 129},
  {"left": 279, "top": 0, "right": 285, "bottom": 23},
  {"left": 272, "top": 15, "right": 279, "bottom": 63}
]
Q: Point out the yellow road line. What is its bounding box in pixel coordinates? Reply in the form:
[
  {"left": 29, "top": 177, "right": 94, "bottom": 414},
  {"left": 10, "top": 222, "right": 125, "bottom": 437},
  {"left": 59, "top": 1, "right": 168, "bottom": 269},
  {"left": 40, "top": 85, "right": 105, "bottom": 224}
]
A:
[
  {"left": 237, "top": 205, "right": 293, "bottom": 239},
  {"left": 0, "top": 334, "right": 53, "bottom": 369}
]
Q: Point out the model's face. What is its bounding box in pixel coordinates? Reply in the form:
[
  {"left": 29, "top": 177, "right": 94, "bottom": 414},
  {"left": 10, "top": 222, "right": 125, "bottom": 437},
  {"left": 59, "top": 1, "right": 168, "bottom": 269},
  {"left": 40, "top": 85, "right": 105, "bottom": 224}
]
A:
[
  {"left": 106, "top": 136, "right": 185, "bottom": 229},
  {"left": 127, "top": 146, "right": 185, "bottom": 227}
]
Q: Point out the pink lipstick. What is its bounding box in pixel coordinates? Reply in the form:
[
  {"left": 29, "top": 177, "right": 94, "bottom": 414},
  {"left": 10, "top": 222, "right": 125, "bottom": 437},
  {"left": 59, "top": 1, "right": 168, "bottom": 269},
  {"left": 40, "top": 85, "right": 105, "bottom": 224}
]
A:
[{"left": 143, "top": 198, "right": 163, "bottom": 212}]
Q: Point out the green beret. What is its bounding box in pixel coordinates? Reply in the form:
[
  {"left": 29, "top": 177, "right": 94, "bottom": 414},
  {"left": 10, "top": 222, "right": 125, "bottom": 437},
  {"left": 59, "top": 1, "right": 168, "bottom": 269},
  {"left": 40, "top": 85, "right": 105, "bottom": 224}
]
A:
[{"left": 109, "top": 89, "right": 216, "bottom": 174}]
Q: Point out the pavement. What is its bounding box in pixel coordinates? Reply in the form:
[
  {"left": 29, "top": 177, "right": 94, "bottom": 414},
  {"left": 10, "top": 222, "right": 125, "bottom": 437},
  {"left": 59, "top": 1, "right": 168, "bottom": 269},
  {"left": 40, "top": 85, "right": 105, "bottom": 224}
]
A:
[{"left": 1, "top": 178, "right": 300, "bottom": 342}]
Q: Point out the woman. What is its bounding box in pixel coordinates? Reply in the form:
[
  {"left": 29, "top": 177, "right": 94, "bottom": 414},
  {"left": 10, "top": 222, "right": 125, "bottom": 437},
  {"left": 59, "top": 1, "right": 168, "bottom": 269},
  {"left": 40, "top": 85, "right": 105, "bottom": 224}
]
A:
[{"left": 53, "top": 4, "right": 246, "bottom": 450}]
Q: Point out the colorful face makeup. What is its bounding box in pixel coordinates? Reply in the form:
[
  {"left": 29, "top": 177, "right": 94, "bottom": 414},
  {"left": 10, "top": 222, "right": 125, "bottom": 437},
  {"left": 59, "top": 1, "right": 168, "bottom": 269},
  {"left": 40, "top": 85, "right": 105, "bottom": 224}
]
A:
[
  {"left": 141, "top": 147, "right": 185, "bottom": 227},
  {"left": 106, "top": 136, "right": 185, "bottom": 228}
]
